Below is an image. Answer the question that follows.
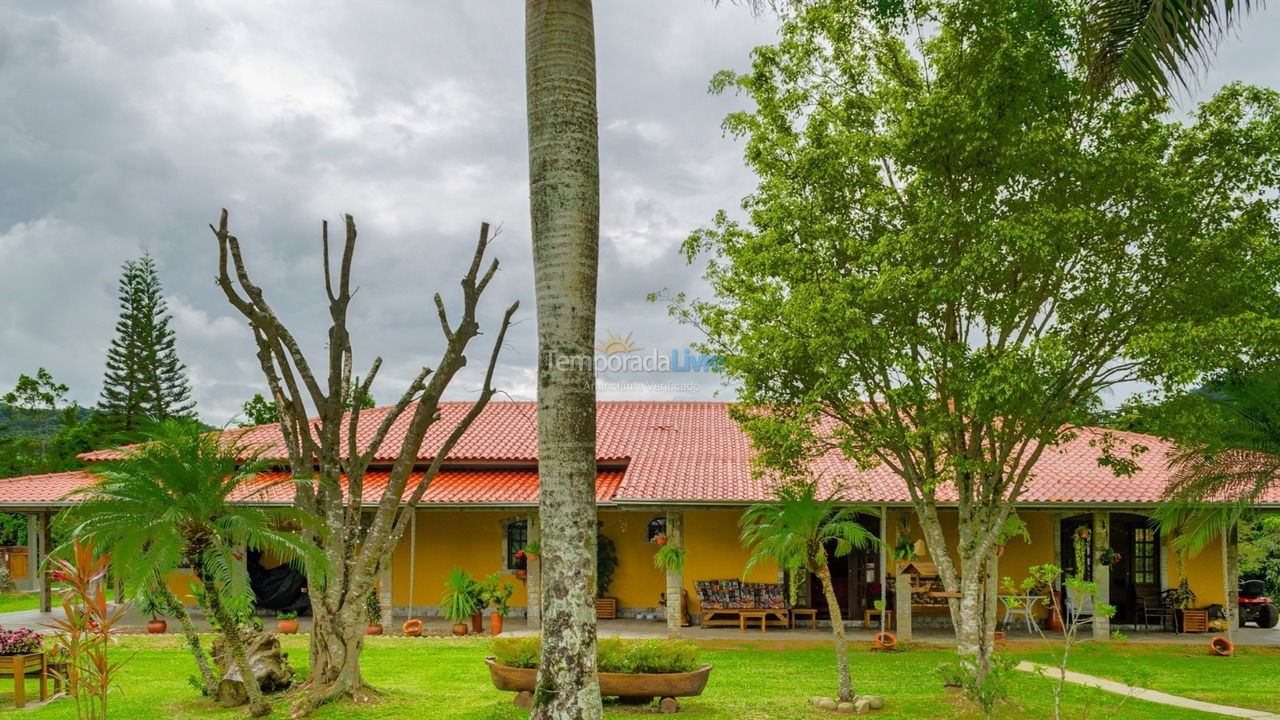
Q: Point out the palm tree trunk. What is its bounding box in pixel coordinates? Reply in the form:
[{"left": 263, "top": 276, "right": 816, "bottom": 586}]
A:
[
  {"left": 526, "top": 1, "right": 602, "bottom": 719},
  {"left": 195, "top": 562, "right": 270, "bottom": 717},
  {"left": 161, "top": 586, "right": 219, "bottom": 697},
  {"left": 815, "top": 562, "right": 855, "bottom": 703}
]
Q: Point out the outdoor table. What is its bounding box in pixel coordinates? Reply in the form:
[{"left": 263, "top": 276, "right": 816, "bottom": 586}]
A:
[{"left": 999, "top": 594, "right": 1046, "bottom": 633}]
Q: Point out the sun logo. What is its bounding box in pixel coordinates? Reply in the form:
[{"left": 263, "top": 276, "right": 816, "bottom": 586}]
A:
[{"left": 595, "top": 330, "right": 640, "bottom": 355}]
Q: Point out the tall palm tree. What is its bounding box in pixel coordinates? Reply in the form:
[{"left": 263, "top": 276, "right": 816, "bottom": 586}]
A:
[
  {"left": 525, "top": 1, "right": 603, "bottom": 719},
  {"left": 1083, "top": 0, "right": 1265, "bottom": 96},
  {"left": 1154, "top": 370, "right": 1280, "bottom": 637},
  {"left": 740, "top": 478, "right": 876, "bottom": 703},
  {"left": 59, "top": 420, "right": 316, "bottom": 717}
]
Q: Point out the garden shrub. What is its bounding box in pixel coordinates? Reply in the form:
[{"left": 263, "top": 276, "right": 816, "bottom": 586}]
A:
[{"left": 492, "top": 636, "right": 699, "bottom": 674}]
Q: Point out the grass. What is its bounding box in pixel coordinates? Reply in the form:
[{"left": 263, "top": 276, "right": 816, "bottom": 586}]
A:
[
  {"left": 0, "top": 592, "right": 40, "bottom": 614},
  {"left": 0, "top": 635, "right": 1250, "bottom": 719},
  {"left": 1020, "top": 640, "right": 1280, "bottom": 714}
]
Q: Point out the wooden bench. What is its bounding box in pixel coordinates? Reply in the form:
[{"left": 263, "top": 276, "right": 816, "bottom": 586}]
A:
[
  {"left": 790, "top": 608, "right": 818, "bottom": 629},
  {"left": 702, "top": 608, "right": 789, "bottom": 629},
  {"left": 0, "top": 652, "right": 47, "bottom": 708},
  {"left": 863, "top": 609, "right": 894, "bottom": 630}
]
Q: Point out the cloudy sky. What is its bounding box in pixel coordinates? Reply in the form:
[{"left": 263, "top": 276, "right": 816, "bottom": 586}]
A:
[{"left": 1, "top": 2, "right": 1278, "bottom": 425}]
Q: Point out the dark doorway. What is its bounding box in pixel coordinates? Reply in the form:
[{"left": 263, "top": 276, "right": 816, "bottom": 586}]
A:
[
  {"left": 808, "top": 514, "right": 881, "bottom": 620},
  {"left": 1058, "top": 513, "right": 1159, "bottom": 624}
]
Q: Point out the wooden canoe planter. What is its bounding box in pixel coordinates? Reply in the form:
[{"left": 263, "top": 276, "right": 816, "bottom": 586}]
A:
[{"left": 485, "top": 657, "right": 712, "bottom": 714}]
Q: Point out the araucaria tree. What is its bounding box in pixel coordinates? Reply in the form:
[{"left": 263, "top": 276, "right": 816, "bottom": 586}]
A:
[
  {"left": 525, "top": 1, "right": 604, "bottom": 718},
  {"left": 99, "top": 254, "right": 196, "bottom": 437},
  {"left": 213, "top": 211, "right": 516, "bottom": 716},
  {"left": 678, "top": 0, "right": 1280, "bottom": 681},
  {"left": 740, "top": 479, "right": 874, "bottom": 702}
]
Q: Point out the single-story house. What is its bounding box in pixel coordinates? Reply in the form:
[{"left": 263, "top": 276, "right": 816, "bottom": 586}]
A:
[{"left": 0, "top": 401, "right": 1262, "bottom": 634}]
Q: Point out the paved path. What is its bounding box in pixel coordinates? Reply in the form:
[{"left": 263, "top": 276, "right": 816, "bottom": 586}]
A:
[{"left": 1016, "top": 661, "right": 1280, "bottom": 719}]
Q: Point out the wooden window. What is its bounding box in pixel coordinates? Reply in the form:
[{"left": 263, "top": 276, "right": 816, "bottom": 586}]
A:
[
  {"left": 504, "top": 519, "right": 527, "bottom": 570},
  {"left": 1133, "top": 527, "right": 1157, "bottom": 585}
]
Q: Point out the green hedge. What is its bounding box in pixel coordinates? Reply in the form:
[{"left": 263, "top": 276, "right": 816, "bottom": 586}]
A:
[{"left": 492, "top": 636, "right": 700, "bottom": 674}]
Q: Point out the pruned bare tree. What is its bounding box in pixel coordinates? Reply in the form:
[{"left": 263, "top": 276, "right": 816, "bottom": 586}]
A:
[{"left": 213, "top": 210, "right": 518, "bottom": 717}]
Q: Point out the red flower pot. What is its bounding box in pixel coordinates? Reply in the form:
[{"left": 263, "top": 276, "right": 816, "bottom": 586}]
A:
[
  {"left": 491, "top": 614, "right": 504, "bottom": 636},
  {"left": 277, "top": 619, "right": 299, "bottom": 634},
  {"left": 146, "top": 620, "right": 167, "bottom": 634},
  {"left": 471, "top": 612, "right": 484, "bottom": 634},
  {"left": 366, "top": 624, "right": 383, "bottom": 636}
]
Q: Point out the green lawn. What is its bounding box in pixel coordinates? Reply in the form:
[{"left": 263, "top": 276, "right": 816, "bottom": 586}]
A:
[
  {"left": 1021, "top": 641, "right": 1280, "bottom": 714},
  {"left": 0, "top": 592, "right": 39, "bottom": 614},
  {"left": 0, "top": 636, "right": 1252, "bottom": 719}
]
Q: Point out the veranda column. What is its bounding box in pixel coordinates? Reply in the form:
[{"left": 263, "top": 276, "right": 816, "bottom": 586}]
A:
[
  {"left": 1224, "top": 522, "right": 1240, "bottom": 635},
  {"left": 38, "top": 513, "right": 51, "bottom": 613},
  {"left": 24, "top": 514, "right": 37, "bottom": 592},
  {"left": 527, "top": 510, "right": 542, "bottom": 626},
  {"left": 877, "top": 507, "right": 888, "bottom": 628},
  {"left": 1091, "top": 510, "right": 1111, "bottom": 640},
  {"left": 893, "top": 511, "right": 913, "bottom": 641},
  {"left": 665, "top": 509, "right": 684, "bottom": 638}
]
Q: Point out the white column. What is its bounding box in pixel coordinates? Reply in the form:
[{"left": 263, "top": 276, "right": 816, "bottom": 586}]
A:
[
  {"left": 665, "top": 508, "right": 684, "bottom": 637},
  {"left": 878, "top": 507, "right": 888, "bottom": 629},
  {"left": 23, "top": 514, "right": 38, "bottom": 592},
  {"left": 526, "top": 511, "right": 541, "bottom": 626},
  {"left": 1092, "top": 510, "right": 1111, "bottom": 640}
]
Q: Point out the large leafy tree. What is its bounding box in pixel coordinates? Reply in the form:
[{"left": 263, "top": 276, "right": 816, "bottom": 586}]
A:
[
  {"left": 60, "top": 420, "right": 315, "bottom": 715},
  {"left": 525, "top": 1, "right": 604, "bottom": 719},
  {"left": 675, "top": 0, "right": 1280, "bottom": 679},
  {"left": 213, "top": 211, "right": 517, "bottom": 716},
  {"left": 98, "top": 254, "right": 196, "bottom": 438},
  {"left": 740, "top": 479, "right": 874, "bottom": 702}
]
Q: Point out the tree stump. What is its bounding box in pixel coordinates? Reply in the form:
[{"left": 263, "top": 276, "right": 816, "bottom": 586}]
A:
[
  {"left": 513, "top": 691, "right": 534, "bottom": 709},
  {"left": 211, "top": 628, "right": 295, "bottom": 706},
  {"left": 659, "top": 697, "right": 679, "bottom": 714}
]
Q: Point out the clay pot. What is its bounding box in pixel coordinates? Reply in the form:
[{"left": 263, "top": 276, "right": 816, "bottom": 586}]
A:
[
  {"left": 451, "top": 622, "right": 467, "bottom": 636},
  {"left": 471, "top": 612, "right": 484, "bottom": 634},
  {"left": 994, "top": 631, "right": 1006, "bottom": 642},
  {"left": 1209, "top": 635, "right": 1234, "bottom": 656},
  {"left": 874, "top": 632, "right": 897, "bottom": 651},
  {"left": 491, "top": 613, "right": 504, "bottom": 636},
  {"left": 146, "top": 620, "right": 167, "bottom": 634},
  {"left": 276, "top": 619, "right": 299, "bottom": 634},
  {"left": 655, "top": 535, "right": 668, "bottom": 546},
  {"left": 403, "top": 619, "right": 424, "bottom": 636},
  {"left": 516, "top": 569, "right": 528, "bottom": 580},
  {"left": 366, "top": 623, "right": 383, "bottom": 636}
]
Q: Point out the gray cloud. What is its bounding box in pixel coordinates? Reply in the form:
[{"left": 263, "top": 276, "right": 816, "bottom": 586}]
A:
[{"left": 1, "top": 2, "right": 1276, "bottom": 423}]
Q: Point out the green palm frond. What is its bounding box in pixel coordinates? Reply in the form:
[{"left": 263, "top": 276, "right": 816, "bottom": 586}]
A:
[
  {"left": 1084, "top": 0, "right": 1261, "bottom": 96},
  {"left": 740, "top": 477, "right": 877, "bottom": 577}
]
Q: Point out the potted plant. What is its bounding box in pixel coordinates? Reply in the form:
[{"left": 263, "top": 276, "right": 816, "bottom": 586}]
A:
[
  {"left": 442, "top": 567, "right": 479, "bottom": 636},
  {"left": 487, "top": 636, "right": 712, "bottom": 713},
  {"left": 365, "top": 590, "right": 383, "bottom": 636},
  {"left": 469, "top": 576, "right": 489, "bottom": 634},
  {"left": 1097, "top": 546, "right": 1122, "bottom": 567},
  {"left": 276, "top": 610, "right": 299, "bottom": 634},
  {"left": 484, "top": 573, "right": 515, "bottom": 636},
  {"left": 141, "top": 593, "right": 167, "bottom": 634},
  {"left": 654, "top": 533, "right": 668, "bottom": 546}
]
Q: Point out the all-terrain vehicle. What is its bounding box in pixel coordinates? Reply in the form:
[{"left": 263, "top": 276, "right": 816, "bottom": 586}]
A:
[{"left": 1239, "top": 579, "right": 1280, "bottom": 628}]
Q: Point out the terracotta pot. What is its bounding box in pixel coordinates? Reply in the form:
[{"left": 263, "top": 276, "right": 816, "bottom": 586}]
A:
[
  {"left": 486, "top": 658, "right": 712, "bottom": 699},
  {"left": 874, "top": 632, "right": 897, "bottom": 651},
  {"left": 146, "top": 620, "right": 167, "bottom": 634},
  {"left": 451, "top": 622, "right": 467, "bottom": 636},
  {"left": 491, "top": 613, "right": 504, "bottom": 636},
  {"left": 403, "top": 619, "right": 424, "bottom": 636},
  {"left": 366, "top": 623, "right": 383, "bottom": 636},
  {"left": 277, "top": 619, "right": 299, "bottom": 634},
  {"left": 655, "top": 535, "right": 668, "bottom": 546},
  {"left": 1209, "top": 635, "right": 1234, "bottom": 656},
  {"left": 471, "top": 612, "right": 484, "bottom": 634},
  {"left": 1047, "top": 591, "right": 1065, "bottom": 632},
  {"left": 993, "top": 631, "right": 1006, "bottom": 642},
  {"left": 515, "top": 569, "right": 527, "bottom": 580}
]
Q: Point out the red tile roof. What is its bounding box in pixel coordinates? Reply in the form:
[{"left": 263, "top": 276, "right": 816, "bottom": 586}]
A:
[
  {"left": 5, "top": 401, "right": 1271, "bottom": 508},
  {"left": 0, "top": 468, "right": 623, "bottom": 507}
]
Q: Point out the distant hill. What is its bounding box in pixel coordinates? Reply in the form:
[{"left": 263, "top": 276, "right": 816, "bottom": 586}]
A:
[{"left": 0, "top": 403, "right": 94, "bottom": 440}]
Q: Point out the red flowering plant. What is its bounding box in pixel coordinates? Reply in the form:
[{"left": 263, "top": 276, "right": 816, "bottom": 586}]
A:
[{"left": 0, "top": 627, "right": 43, "bottom": 655}]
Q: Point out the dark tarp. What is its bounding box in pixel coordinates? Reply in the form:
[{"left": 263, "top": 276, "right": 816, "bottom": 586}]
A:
[{"left": 248, "top": 550, "right": 310, "bottom": 615}]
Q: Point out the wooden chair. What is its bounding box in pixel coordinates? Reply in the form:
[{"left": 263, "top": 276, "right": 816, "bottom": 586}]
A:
[{"left": 1136, "top": 596, "right": 1175, "bottom": 632}]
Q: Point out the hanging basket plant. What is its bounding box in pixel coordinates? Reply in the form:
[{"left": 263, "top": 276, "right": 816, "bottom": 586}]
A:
[
  {"left": 653, "top": 545, "right": 687, "bottom": 573},
  {"left": 1097, "top": 547, "right": 1122, "bottom": 567}
]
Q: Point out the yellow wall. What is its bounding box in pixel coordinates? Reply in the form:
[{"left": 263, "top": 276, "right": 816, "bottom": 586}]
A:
[
  {"left": 384, "top": 506, "right": 1229, "bottom": 615},
  {"left": 390, "top": 509, "right": 530, "bottom": 609}
]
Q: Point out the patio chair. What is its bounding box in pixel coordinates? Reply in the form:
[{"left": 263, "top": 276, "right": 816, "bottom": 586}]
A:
[
  {"left": 1136, "top": 596, "right": 1175, "bottom": 633},
  {"left": 1065, "top": 585, "right": 1095, "bottom": 625}
]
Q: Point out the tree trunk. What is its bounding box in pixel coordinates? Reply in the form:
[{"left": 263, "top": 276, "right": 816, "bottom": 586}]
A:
[
  {"left": 953, "top": 558, "right": 996, "bottom": 685},
  {"left": 526, "top": 1, "right": 602, "bottom": 719},
  {"left": 162, "top": 586, "right": 219, "bottom": 697},
  {"left": 1223, "top": 523, "right": 1239, "bottom": 643},
  {"left": 196, "top": 563, "right": 270, "bottom": 717},
  {"left": 814, "top": 562, "right": 855, "bottom": 703}
]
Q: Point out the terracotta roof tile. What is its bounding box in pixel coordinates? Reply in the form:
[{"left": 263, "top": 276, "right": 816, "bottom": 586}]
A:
[{"left": 42, "top": 401, "right": 1280, "bottom": 507}]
